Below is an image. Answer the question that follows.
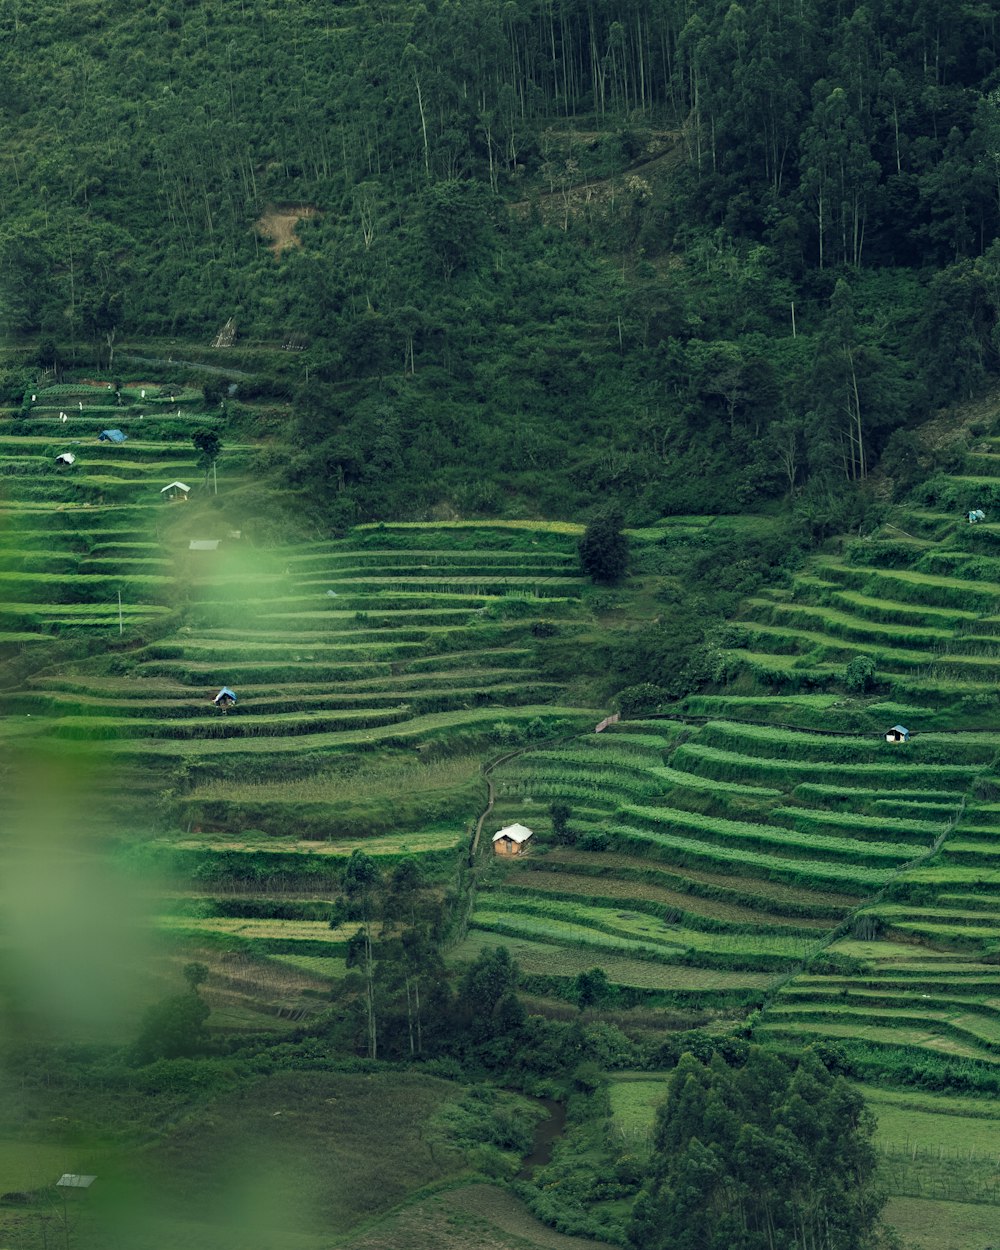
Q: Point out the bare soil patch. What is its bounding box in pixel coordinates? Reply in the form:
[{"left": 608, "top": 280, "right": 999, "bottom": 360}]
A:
[{"left": 256, "top": 204, "right": 319, "bottom": 256}]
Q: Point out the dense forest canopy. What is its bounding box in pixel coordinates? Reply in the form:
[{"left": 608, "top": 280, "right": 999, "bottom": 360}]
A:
[{"left": 3, "top": 0, "right": 1000, "bottom": 520}]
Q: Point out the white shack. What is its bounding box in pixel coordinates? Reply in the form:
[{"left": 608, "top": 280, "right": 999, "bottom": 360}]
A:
[
  {"left": 160, "top": 481, "right": 191, "bottom": 501},
  {"left": 492, "top": 823, "right": 534, "bottom": 857}
]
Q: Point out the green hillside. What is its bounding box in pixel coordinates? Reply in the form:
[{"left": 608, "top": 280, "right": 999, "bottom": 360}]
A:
[
  {"left": 4, "top": 375, "right": 1000, "bottom": 1249},
  {"left": 7, "top": 2, "right": 1000, "bottom": 1248}
]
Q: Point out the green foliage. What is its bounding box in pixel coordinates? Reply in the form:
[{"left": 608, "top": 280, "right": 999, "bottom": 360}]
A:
[
  {"left": 131, "top": 990, "right": 211, "bottom": 1065},
  {"left": 615, "top": 683, "right": 667, "bottom": 717},
  {"left": 845, "top": 654, "right": 878, "bottom": 693},
  {"left": 579, "top": 512, "right": 630, "bottom": 584},
  {"left": 457, "top": 945, "right": 521, "bottom": 1041},
  {"left": 629, "top": 1047, "right": 891, "bottom": 1250},
  {"left": 573, "top": 966, "right": 614, "bottom": 1011},
  {"left": 183, "top": 961, "right": 209, "bottom": 990},
  {"left": 192, "top": 427, "right": 221, "bottom": 465},
  {"left": 548, "top": 800, "right": 576, "bottom": 846}
]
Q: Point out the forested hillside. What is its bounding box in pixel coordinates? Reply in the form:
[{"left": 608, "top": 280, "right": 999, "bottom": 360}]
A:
[{"left": 3, "top": 1, "right": 1000, "bottom": 520}]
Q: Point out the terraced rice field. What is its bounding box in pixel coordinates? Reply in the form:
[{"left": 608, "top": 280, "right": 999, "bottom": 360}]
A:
[
  {"left": 473, "top": 720, "right": 889, "bottom": 1006},
  {"left": 474, "top": 491, "right": 1000, "bottom": 1064},
  {"left": 461, "top": 482, "right": 1000, "bottom": 1234},
  {"left": 2, "top": 422, "right": 599, "bottom": 997}
]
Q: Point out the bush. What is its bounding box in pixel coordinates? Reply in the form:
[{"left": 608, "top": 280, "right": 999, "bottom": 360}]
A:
[
  {"left": 615, "top": 683, "right": 668, "bottom": 716},
  {"left": 845, "top": 654, "right": 877, "bottom": 693},
  {"left": 579, "top": 512, "right": 629, "bottom": 584}
]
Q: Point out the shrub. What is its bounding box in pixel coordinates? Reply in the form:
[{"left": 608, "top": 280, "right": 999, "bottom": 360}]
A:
[
  {"left": 844, "top": 654, "right": 877, "bottom": 692},
  {"left": 615, "top": 683, "right": 668, "bottom": 717},
  {"left": 579, "top": 512, "right": 629, "bottom": 584}
]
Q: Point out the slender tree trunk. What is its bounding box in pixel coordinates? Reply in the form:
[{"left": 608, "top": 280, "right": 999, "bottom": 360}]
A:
[
  {"left": 363, "top": 923, "right": 377, "bottom": 1060},
  {"left": 413, "top": 71, "right": 430, "bottom": 178}
]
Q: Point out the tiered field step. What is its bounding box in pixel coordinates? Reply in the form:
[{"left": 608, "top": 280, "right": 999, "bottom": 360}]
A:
[
  {"left": 758, "top": 794, "right": 1000, "bottom": 1067},
  {"left": 473, "top": 719, "right": 936, "bottom": 1007},
  {"left": 723, "top": 538, "right": 1000, "bottom": 694},
  {"left": 0, "top": 434, "right": 208, "bottom": 647},
  {"left": 15, "top": 530, "right": 597, "bottom": 862}
]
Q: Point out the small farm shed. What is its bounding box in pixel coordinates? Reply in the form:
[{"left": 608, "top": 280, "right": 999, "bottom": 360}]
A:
[
  {"left": 213, "top": 687, "right": 237, "bottom": 707},
  {"left": 160, "top": 481, "right": 191, "bottom": 500},
  {"left": 492, "top": 823, "right": 534, "bottom": 856},
  {"left": 189, "top": 539, "right": 220, "bottom": 551},
  {"left": 98, "top": 429, "right": 126, "bottom": 444},
  {"left": 56, "top": 1175, "right": 96, "bottom": 1190},
  {"left": 54, "top": 452, "right": 76, "bottom": 466},
  {"left": 968, "top": 509, "right": 986, "bottom": 524},
  {"left": 885, "top": 725, "right": 910, "bottom": 743}
]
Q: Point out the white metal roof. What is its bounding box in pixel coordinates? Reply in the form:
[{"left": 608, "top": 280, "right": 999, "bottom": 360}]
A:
[
  {"left": 161, "top": 481, "right": 191, "bottom": 493},
  {"left": 56, "top": 1175, "right": 96, "bottom": 1189},
  {"left": 55, "top": 452, "right": 76, "bottom": 464},
  {"left": 492, "top": 823, "right": 534, "bottom": 843},
  {"left": 189, "top": 539, "right": 220, "bottom": 550}
]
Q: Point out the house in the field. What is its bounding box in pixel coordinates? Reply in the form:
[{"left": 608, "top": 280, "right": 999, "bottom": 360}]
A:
[
  {"left": 885, "top": 724, "right": 910, "bottom": 744},
  {"left": 492, "top": 823, "right": 534, "bottom": 856},
  {"left": 54, "top": 452, "right": 76, "bottom": 466},
  {"left": 160, "top": 481, "right": 191, "bottom": 501},
  {"left": 98, "top": 429, "right": 126, "bottom": 444},
  {"left": 968, "top": 509, "right": 986, "bottom": 524},
  {"left": 189, "top": 539, "right": 220, "bottom": 551}
]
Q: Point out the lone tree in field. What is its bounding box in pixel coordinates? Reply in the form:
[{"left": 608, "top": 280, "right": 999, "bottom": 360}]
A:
[
  {"left": 548, "top": 801, "right": 574, "bottom": 845},
  {"left": 183, "top": 961, "right": 209, "bottom": 991},
  {"left": 845, "top": 654, "right": 877, "bottom": 693},
  {"left": 130, "top": 969, "right": 211, "bottom": 1065},
  {"left": 629, "top": 1046, "right": 891, "bottom": 1250},
  {"left": 192, "top": 428, "right": 222, "bottom": 490},
  {"left": 579, "top": 510, "right": 629, "bottom": 584},
  {"left": 573, "top": 966, "right": 612, "bottom": 1011}
]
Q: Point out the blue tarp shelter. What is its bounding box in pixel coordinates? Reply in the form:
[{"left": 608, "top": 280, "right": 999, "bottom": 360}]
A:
[
  {"left": 213, "top": 687, "right": 237, "bottom": 707},
  {"left": 98, "top": 429, "right": 126, "bottom": 444},
  {"left": 885, "top": 725, "right": 910, "bottom": 743},
  {"left": 968, "top": 509, "right": 986, "bottom": 523}
]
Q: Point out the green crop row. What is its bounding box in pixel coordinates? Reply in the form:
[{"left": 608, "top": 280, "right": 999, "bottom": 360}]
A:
[
  {"left": 449, "top": 932, "right": 775, "bottom": 991},
  {"left": 672, "top": 743, "right": 980, "bottom": 790},
  {"left": 603, "top": 821, "right": 894, "bottom": 890},
  {"left": 621, "top": 803, "right": 919, "bottom": 867},
  {"left": 96, "top": 706, "right": 596, "bottom": 759},
  {"left": 817, "top": 559, "right": 1000, "bottom": 613},
  {"left": 496, "top": 773, "right": 651, "bottom": 804},
  {"left": 47, "top": 706, "right": 412, "bottom": 741},
  {"left": 774, "top": 806, "right": 945, "bottom": 842},
  {"left": 826, "top": 589, "right": 980, "bottom": 628},
  {"left": 699, "top": 720, "right": 998, "bottom": 766},
  {"left": 0, "top": 570, "right": 171, "bottom": 603},
  {"left": 745, "top": 599, "right": 953, "bottom": 648},
  {"left": 517, "top": 852, "right": 858, "bottom": 918},
  {"left": 490, "top": 895, "right": 821, "bottom": 957},
  {"left": 763, "top": 1004, "right": 1000, "bottom": 1055},
  {"left": 791, "top": 782, "right": 960, "bottom": 809},
  {"left": 184, "top": 782, "right": 481, "bottom": 841},
  {"left": 496, "top": 878, "right": 829, "bottom": 940}
]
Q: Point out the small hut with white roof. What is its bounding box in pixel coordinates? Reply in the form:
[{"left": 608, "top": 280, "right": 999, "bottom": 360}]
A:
[
  {"left": 492, "top": 823, "right": 534, "bottom": 856},
  {"left": 160, "top": 480, "right": 191, "bottom": 501}
]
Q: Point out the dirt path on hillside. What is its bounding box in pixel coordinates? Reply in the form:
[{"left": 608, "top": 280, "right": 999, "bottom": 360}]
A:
[
  {"left": 119, "top": 352, "right": 255, "bottom": 379},
  {"left": 508, "top": 130, "right": 682, "bottom": 224}
]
